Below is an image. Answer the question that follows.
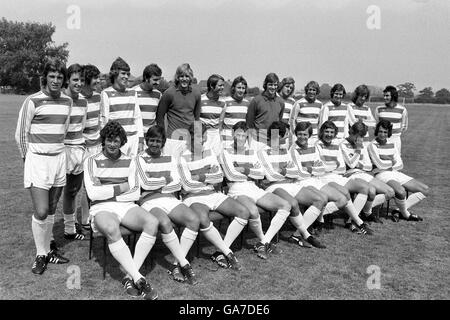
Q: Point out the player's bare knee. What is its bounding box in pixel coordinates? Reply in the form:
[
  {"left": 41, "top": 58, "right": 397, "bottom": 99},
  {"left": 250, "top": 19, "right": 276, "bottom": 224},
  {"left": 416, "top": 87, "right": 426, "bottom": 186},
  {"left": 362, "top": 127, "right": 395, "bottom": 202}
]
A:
[
  {"left": 158, "top": 216, "right": 173, "bottom": 234},
  {"left": 386, "top": 187, "right": 395, "bottom": 200},
  {"left": 397, "top": 187, "right": 407, "bottom": 199},
  {"left": 279, "top": 199, "right": 291, "bottom": 212},
  {"left": 235, "top": 204, "right": 250, "bottom": 220},
  {"left": 368, "top": 187, "right": 376, "bottom": 201},
  {"left": 249, "top": 207, "right": 260, "bottom": 219},
  {"left": 313, "top": 195, "right": 327, "bottom": 210},
  {"left": 336, "top": 195, "right": 348, "bottom": 208}
]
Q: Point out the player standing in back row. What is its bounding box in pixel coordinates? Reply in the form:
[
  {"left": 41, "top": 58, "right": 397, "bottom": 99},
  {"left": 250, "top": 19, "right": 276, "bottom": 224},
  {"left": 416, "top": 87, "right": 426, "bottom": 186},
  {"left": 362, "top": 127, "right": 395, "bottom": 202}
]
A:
[
  {"left": 374, "top": 86, "right": 408, "bottom": 154},
  {"left": 132, "top": 64, "right": 162, "bottom": 137},
  {"left": 100, "top": 57, "right": 144, "bottom": 157}
]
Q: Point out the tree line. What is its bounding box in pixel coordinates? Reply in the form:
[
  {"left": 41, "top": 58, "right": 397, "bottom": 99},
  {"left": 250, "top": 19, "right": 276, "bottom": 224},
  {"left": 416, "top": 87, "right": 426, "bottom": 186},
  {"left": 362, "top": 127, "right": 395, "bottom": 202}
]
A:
[{"left": 1, "top": 18, "right": 449, "bottom": 104}]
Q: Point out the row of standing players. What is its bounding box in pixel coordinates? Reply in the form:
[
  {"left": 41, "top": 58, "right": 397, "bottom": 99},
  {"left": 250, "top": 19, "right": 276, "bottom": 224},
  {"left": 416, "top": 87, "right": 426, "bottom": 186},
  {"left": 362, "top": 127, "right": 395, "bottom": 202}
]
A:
[{"left": 14, "top": 58, "right": 429, "bottom": 300}]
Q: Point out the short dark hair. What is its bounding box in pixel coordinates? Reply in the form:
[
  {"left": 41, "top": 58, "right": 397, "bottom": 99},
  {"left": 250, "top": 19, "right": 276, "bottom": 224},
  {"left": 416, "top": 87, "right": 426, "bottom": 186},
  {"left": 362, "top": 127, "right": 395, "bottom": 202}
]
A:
[
  {"left": 348, "top": 121, "right": 368, "bottom": 137},
  {"left": 374, "top": 119, "right": 393, "bottom": 137},
  {"left": 351, "top": 84, "right": 370, "bottom": 104},
  {"left": 330, "top": 83, "right": 346, "bottom": 98},
  {"left": 304, "top": 81, "right": 320, "bottom": 95},
  {"left": 263, "top": 73, "right": 279, "bottom": 91},
  {"left": 268, "top": 121, "right": 289, "bottom": 140},
  {"left": 100, "top": 120, "right": 127, "bottom": 147},
  {"left": 41, "top": 59, "right": 67, "bottom": 86},
  {"left": 319, "top": 120, "right": 338, "bottom": 141},
  {"left": 383, "top": 85, "right": 398, "bottom": 103},
  {"left": 64, "top": 63, "right": 83, "bottom": 88},
  {"left": 145, "top": 125, "right": 166, "bottom": 148},
  {"left": 143, "top": 64, "right": 162, "bottom": 81},
  {"left": 231, "top": 76, "right": 248, "bottom": 96},
  {"left": 294, "top": 122, "right": 313, "bottom": 137},
  {"left": 207, "top": 74, "right": 224, "bottom": 92},
  {"left": 109, "top": 57, "right": 130, "bottom": 84},
  {"left": 83, "top": 64, "right": 100, "bottom": 87}
]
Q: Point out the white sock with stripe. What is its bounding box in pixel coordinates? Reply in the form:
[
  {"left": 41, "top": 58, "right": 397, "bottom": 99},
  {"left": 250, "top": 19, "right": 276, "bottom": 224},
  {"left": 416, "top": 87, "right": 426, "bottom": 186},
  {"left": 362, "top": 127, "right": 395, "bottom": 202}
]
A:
[
  {"left": 223, "top": 217, "right": 247, "bottom": 248},
  {"left": 406, "top": 192, "right": 426, "bottom": 210},
  {"left": 32, "top": 215, "right": 48, "bottom": 256},
  {"left": 262, "top": 209, "right": 290, "bottom": 244},
  {"left": 201, "top": 222, "right": 231, "bottom": 256},
  {"left": 162, "top": 230, "right": 189, "bottom": 267}
]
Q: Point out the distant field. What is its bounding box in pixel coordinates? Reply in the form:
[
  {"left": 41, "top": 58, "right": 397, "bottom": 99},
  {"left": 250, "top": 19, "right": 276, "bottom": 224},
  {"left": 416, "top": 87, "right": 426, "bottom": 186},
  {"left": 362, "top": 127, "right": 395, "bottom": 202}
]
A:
[{"left": 1, "top": 94, "right": 449, "bottom": 300}]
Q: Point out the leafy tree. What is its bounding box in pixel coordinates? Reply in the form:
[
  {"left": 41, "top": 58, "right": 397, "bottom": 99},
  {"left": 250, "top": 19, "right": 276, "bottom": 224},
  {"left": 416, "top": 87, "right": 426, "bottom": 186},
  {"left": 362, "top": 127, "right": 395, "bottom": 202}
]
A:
[
  {"left": 0, "top": 18, "right": 69, "bottom": 93},
  {"left": 416, "top": 87, "right": 434, "bottom": 103},
  {"left": 396, "top": 82, "right": 416, "bottom": 98},
  {"left": 434, "top": 88, "right": 450, "bottom": 104}
]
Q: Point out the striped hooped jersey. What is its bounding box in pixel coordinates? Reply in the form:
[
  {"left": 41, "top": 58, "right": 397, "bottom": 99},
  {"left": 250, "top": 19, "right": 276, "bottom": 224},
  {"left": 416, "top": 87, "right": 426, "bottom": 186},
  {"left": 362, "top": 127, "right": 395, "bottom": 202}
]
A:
[
  {"left": 199, "top": 94, "right": 226, "bottom": 130},
  {"left": 315, "top": 139, "right": 346, "bottom": 175},
  {"left": 220, "top": 144, "right": 265, "bottom": 182},
  {"left": 347, "top": 103, "right": 376, "bottom": 145},
  {"left": 220, "top": 97, "right": 250, "bottom": 142},
  {"left": 132, "top": 85, "right": 162, "bottom": 136},
  {"left": 83, "top": 151, "right": 140, "bottom": 206},
  {"left": 136, "top": 151, "right": 181, "bottom": 201},
  {"left": 339, "top": 139, "right": 373, "bottom": 177},
  {"left": 64, "top": 96, "right": 87, "bottom": 146},
  {"left": 100, "top": 87, "right": 144, "bottom": 141},
  {"left": 281, "top": 96, "right": 296, "bottom": 122},
  {"left": 257, "top": 146, "right": 300, "bottom": 184},
  {"left": 374, "top": 104, "right": 408, "bottom": 136},
  {"left": 319, "top": 101, "right": 349, "bottom": 139},
  {"left": 368, "top": 138, "right": 403, "bottom": 175},
  {"left": 15, "top": 91, "right": 72, "bottom": 158},
  {"left": 289, "top": 98, "right": 323, "bottom": 138},
  {"left": 82, "top": 92, "right": 101, "bottom": 148},
  {"left": 178, "top": 147, "right": 223, "bottom": 194},
  {"left": 289, "top": 143, "right": 326, "bottom": 179}
]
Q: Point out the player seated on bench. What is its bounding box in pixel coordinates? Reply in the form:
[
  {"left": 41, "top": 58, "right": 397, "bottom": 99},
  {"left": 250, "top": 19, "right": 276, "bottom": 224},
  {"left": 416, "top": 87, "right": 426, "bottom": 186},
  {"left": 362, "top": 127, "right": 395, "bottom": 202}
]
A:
[
  {"left": 178, "top": 122, "right": 250, "bottom": 271},
  {"left": 340, "top": 121, "right": 395, "bottom": 224},
  {"left": 368, "top": 119, "right": 429, "bottom": 222},
  {"left": 84, "top": 120, "right": 159, "bottom": 300},
  {"left": 257, "top": 121, "right": 327, "bottom": 249},
  {"left": 136, "top": 125, "right": 200, "bottom": 285},
  {"left": 220, "top": 121, "right": 292, "bottom": 260}
]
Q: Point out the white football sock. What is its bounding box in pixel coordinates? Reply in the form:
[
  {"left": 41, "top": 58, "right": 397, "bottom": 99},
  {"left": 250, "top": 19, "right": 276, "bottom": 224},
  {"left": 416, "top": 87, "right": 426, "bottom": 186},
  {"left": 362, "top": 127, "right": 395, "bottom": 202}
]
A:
[
  {"left": 32, "top": 215, "right": 48, "bottom": 256},
  {"left": 223, "top": 217, "right": 247, "bottom": 248},
  {"left": 262, "top": 209, "right": 290, "bottom": 244},
  {"left": 406, "top": 192, "right": 426, "bottom": 210},
  {"left": 162, "top": 230, "right": 189, "bottom": 267},
  {"left": 201, "top": 222, "right": 231, "bottom": 256},
  {"left": 109, "top": 238, "right": 142, "bottom": 282}
]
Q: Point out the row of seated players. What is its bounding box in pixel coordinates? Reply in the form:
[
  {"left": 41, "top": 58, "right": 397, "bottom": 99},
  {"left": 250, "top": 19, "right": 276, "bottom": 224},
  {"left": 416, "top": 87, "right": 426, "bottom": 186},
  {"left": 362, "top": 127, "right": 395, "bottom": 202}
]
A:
[{"left": 83, "top": 118, "right": 429, "bottom": 300}]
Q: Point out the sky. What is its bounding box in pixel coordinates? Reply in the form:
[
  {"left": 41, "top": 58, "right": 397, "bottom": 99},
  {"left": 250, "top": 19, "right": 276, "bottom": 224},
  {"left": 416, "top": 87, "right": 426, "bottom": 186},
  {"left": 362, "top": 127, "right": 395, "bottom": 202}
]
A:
[{"left": 2, "top": 0, "right": 449, "bottom": 93}]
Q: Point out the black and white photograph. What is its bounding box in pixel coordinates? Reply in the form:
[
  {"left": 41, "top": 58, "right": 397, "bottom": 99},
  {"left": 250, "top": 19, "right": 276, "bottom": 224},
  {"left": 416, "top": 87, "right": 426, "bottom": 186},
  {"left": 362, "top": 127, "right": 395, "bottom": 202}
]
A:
[{"left": 1, "top": 0, "right": 449, "bottom": 309}]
